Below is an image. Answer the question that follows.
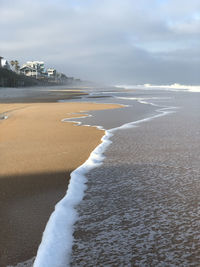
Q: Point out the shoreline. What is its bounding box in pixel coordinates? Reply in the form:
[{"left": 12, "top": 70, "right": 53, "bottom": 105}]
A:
[
  {"left": 34, "top": 97, "right": 176, "bottom": 267},
  {"left": 34, "top": 118, "right": 113, "bottom": 267},
  {"left": 0, "top": 88, "right": 88, "bottom": 104},
  {"left": 0, "top": 101, "right": 121, "bottom": 267}
]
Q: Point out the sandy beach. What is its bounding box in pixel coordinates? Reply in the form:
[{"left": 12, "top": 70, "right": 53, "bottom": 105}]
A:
[{"left": 0, "top": 100, "right": 121, "bottom": 266}]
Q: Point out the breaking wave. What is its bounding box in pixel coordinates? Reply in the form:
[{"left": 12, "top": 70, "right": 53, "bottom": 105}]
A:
[{"left": 116, "top": 83, "right": 200, "bottom": 92}]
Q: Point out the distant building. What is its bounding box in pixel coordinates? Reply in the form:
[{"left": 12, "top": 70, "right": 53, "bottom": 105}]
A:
[
  {"left": 0, "top": 57, "right": 10, "bottom": 70},
  {"left": 47, "top": 68, "right": 56, "bottom": 77},
  {"left": 26, "top": 61, "right": 45, "bottom": 72},
  {"left": 20, "top": 65, "right": 38, "bottom": 78},
  {"left": 20, "top": 60, "right": 60, "bottom": 81},
  {"left": 20, "top": 61, "right": 45, "bottom": 78}
]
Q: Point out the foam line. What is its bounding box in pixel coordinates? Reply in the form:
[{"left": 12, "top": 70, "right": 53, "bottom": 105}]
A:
[
  {"left": 111, "top": 106, "right": 176, "bottom": 132},
  {"left": 34, "top": 129, "right": 112, "bottom": 267},
  {"left": 116, "top": 83, "right": 200, "bottom": 92},
  {"left": 34, "top": 100, "right": 177, "bottom": 267},
  {"left": 61, "top": 113, "right": 92, "bottom": 126}
]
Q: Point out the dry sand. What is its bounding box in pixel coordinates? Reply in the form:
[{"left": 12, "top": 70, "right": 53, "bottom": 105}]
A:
[{"left": 0, "top": 102, "right": 121, "bottom": 267}]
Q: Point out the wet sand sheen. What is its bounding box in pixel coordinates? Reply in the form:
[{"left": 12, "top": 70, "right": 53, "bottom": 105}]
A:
[{"left": 0, "top": 102, "right": 121, "bottom": 267}]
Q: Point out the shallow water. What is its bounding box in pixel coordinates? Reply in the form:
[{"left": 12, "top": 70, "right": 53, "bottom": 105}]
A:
[
  {"left": 70, "top": 91, "right": 200, "bottom": 266},
  {"left": 30, "top": 86, "right": 200, "bottom": 267}
]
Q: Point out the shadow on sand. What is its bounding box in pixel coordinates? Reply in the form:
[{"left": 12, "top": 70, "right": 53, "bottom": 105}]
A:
[{"left": 0, "top": 171, "right": 72, "bottom": 267}]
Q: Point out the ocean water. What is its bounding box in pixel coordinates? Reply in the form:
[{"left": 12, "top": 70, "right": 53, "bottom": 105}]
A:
[{"left": 34, "top": 86, "right": 200, "bottom": 267}]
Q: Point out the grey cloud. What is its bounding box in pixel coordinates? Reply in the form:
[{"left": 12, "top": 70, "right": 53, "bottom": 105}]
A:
[{"left": 0, "top": 0, "right": 200, "bottom": 84}]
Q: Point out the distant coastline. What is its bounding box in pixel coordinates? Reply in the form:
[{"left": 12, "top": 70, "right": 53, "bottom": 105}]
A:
[
  {"left": 0, "top": 57, "right": 82, "bottom": 88},
  {"left": 0, "top": 68, "right": 81, "bottom": 88}
]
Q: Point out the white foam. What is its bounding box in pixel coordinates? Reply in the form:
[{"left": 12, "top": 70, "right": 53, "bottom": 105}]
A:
[
  {"left": 112, "top": 106, "right": 176, "bottom": 132},
  {"left": 61, "top": 113, "right": 92, "bottom": 126},
  {"left": 115, "top": 96, "right": 171, "bottom": 107},
  {"left": 33, "top": 118, "right": 112, "bottom": 267},
  {"left": 116, "top": 83, "right": 200, "bottom": 93},
  {"left": 34, "top": 100, "right": 177, "bottom": 267}
]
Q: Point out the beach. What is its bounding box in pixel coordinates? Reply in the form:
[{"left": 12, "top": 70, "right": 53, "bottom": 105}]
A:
[
  {"left": 1, "top": 85, "right": 200, "bottom": 267},
  {"left": 0, "top": 96, "right": 121, "bottom": 266}
]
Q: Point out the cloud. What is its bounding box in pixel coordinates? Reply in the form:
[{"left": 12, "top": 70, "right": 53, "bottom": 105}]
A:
[{"left": 0, "top": 0, "right": 200, "bottom": 84}]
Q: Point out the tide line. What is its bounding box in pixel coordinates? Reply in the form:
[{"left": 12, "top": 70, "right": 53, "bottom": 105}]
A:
[{"left": 33, "top": 100, "right": 177, "bottom": 267}]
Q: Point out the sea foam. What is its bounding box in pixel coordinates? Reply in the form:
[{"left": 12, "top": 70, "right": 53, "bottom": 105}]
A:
[
  {"left": 33, "top": 122, "right": 113, "bottom": 267},
  {"left": 116, "top": 83, "right": 200, "bottom": 92},
  {"left": 34, "top": 98, "right": 176, "bottom": 267}
]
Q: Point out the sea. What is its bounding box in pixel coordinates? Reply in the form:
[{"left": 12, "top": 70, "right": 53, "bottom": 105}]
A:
[{"left": 24, "top": 84, "right": 200, "bottom": 266}]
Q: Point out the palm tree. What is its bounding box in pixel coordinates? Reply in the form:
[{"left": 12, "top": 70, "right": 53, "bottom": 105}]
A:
[
  {"left": 15, "top": 64, "right": 20, "bottom": 73},
  {"left": 10, "top": 60, "right": 15, "bottom": 72},
  {"left": 10, "top": 60, "right": 20, "bottom": 73},
  {"left": 14, "top": 60, "right": 19, "bottom": 70}
]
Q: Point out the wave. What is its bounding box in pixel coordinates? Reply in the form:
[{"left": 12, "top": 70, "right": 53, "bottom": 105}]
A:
[
  {"left": 33, "top": 100, "right": 177, "bottom": 267},
  {"left": 115, "top": 96, "right": 171, "bottom": 106},
  {"left": 116, "top": 83, "right": 200, "bottom": 92},
  {"left": 33, "top": 117, "right": 112, "bottom": 267}
]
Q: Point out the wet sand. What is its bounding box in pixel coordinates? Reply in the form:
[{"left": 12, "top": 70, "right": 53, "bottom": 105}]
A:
[
  {"left": 0, "top": 87, "right": 88, "bottom": 103},
  {"left": 0, "top": 101, "right": 121, "bottom": 266}
]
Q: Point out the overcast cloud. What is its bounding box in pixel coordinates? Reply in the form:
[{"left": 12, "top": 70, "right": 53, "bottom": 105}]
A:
[{"left": 0, "top": 0, "right": 200, "bottom": 84}]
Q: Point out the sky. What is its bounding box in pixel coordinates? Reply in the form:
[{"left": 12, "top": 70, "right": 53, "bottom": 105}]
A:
[{"left": 0, "top": 0, "right": 200, "bottom": 85}]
